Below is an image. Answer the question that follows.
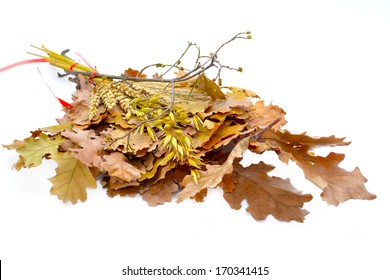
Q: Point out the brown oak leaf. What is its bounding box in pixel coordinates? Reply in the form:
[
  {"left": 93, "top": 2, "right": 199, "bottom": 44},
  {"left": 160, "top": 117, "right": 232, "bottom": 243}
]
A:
[
  {"left": 100, "top": 152, "right": 145, "bottom": 183},
  {"left": 104, "top": 126, "right": 153, "bottom": 152},
  {"left": 124, "top": 68, "right": 147, "bottom": 78},
  {"left": 237, "top": 100, "right": 286, "bottom": 130},
  {"left": 204, "top": 90, "right": 252, "bottom": 116},
  {"left": 192, "top": 188, "right": 208, "bottom": 202},
  {"left": 296, "top": 152, "right": 376, "bottom": 206},
  {"left": 142, "top": 179, "right": 178, "bottom": 206},
  {"left": 203, "top": 123, "right": 247, "bottom": 150},
  {"left": 223, "top": 160, "right": 312, "bottom": 222},
  {"left": 61, "top": 128, "right": 104, "bottom": 167},
  {"left": 263, "top": 130, "right": 350, "bottom": 151},
  {"left": 263, "top": 131, "right": 376, "bottom": 205}
]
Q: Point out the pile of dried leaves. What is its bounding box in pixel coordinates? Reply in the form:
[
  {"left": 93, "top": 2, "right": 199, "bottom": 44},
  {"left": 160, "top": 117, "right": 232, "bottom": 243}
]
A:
[{"left": 2, "top": 33, "right": 376, "bottom": 222}]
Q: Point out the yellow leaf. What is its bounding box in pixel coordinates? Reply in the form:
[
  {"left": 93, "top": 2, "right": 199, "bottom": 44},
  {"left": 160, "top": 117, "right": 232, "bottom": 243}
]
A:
[
  {"left": 16, "top": 133, "right": 65, "bottom": 168},
  {"left": 49, "top": 152, "right": 97, "bottom": 203}
]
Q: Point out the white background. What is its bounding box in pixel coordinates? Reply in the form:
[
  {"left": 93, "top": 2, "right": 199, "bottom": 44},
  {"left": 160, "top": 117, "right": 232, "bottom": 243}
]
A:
[{"left": 1, "top": 0, "right": 389, "bottom": 279}]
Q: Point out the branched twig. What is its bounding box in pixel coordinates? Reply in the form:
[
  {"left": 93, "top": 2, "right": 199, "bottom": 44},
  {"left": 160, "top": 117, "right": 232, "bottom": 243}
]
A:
[{"left": 59, "top": 31, "right": 252, "bottom": 85}]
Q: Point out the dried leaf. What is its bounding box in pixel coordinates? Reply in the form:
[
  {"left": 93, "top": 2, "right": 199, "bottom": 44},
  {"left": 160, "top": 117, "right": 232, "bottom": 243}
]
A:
[
  {"left": 263, "top": 130, "right": 350, "bottom": 150},
  {"left": 3, "top": 139, "right": 25, "bottom": 150},
  {"left": 142, "top": 180, "right": 178, "bottom": 206},
  {"left": 105, "top": 126, "right": 153, "bottom": 152},
  {"left": 102, "top": 176, "right": 141, "bottom": 197},
  {"left": 105, "top": 105, "right": 132, "bottom": 129},
  {"left": 264, "top": 132, "right": 375, "bottom": 205},
  {"left": 192, "top": 188, "right": 208, "bottom": 202},
  {"left": 124, "top": 68, "right": 147, "bottom": 78},
  {"left": 203, "top": 123, "right": 246, "bottom": 150},
  {"left": 61, "top": 128, "right": 104, "bottom": 167},
  {"left": 12, "top": 133, "right": 65, "bottom": 168},
  {"left": 49, "top": 151, "right": 97, "bottom": 203},
  {"left": 196, "top": 74, "right": 226, "bottom": 100},
  {"left": 296, "top": 152, "right": 376, "bottom": 206},
  {"left": 204, "top": 90, "right": 252, "bottom": 116},
  {"left": 40, "top": 123, "right": 73, "bottom": 134},
  {"left": 223, "top": 160, "right": 312, "bottom": 222},
  {"left": 177, "top": 137, "right": 249, "bottom": 202},
  {"left": 238, "top": 100, "right": 286, "bottom": 130},
  {"left": 100, "top": 152, "right": 145, "bottom": 184}
]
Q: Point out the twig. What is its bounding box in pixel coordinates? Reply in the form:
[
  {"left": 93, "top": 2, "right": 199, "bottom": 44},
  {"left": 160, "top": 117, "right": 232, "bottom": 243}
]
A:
[{"left": 59, "top": 32, "right": 251, "bottom": 85}]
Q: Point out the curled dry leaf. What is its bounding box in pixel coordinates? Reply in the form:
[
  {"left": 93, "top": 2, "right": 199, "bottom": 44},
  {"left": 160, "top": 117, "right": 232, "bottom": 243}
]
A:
[{"left": 2, "top": 35, "right": 376, "bottom": 222}]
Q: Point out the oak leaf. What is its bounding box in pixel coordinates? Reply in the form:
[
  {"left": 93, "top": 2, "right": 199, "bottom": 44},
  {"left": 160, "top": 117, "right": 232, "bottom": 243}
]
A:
[
  {"left": 223, "top": 160, "right": 312, "bottom": 222},
  {"left": 124, "top": 68, "right": 147, "bottom": 78},
  {"left": 263, "top": 131, "right": 376, "bottom": 205},
  {"left": 203, "top": 123, "right": 247, "bottom": 150},
  {"left": 105, "top": 106, "right": 132, "bottom": 129},
  {"left": 226, "top": 87, "right": 259, "bottom": 98},
  {"left": 237, "top": 100, "right": 286, "bottom": 130},
  {"left": 61, "top": 128, "right": 104, "bottom": 167},
  {"left": 192, "top": 188, "right": 208, "bottom": 202},
  {"left": 142, "top": 180, "right": 178, "bottom": 206},
  {"left": 100, "top": 152, "right": 145, "bottom": 184},
  {"left": 11, "top": 133, "right": 65, "bottom": 168},
  {"left": 49, "top": 151, "right": 97, "bottom": 203},
  {"left": 40, "top": 123, "right": 73, "bottom": 134},
  {"left": 105, "top": 126, "right": 153, "bottom": 152},
  {"left": 204, "top": 90, "right": 252, "bottom": 116},
  {"left": 177, "top": 137, "right": 249, "bottom": 202},
  {"left": 295, "top": 152, "right": 376, "bottom": 206},
  {"left": 106, "top": 185, "right": 141, "bottom": 198},
  {"left": 263, "top": 130, "right": 350, "bottom": 150},
  {"left": 101, "top": 176, "right": 141, "bottom": 197},
  {"left": 3, "top": 139, "right": 25, "bottom": 150}
]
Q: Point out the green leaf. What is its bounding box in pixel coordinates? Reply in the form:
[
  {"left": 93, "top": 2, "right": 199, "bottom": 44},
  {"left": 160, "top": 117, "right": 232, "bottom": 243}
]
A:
[{"left": 49, "top": 152, "right": 97, "bottom": 203}]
